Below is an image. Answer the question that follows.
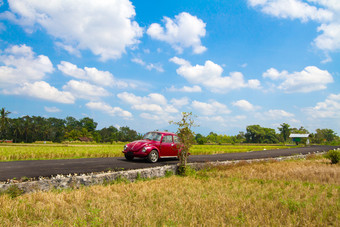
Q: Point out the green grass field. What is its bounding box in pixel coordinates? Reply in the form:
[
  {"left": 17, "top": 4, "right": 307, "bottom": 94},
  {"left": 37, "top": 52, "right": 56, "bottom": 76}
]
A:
[
  {"left": 0, "top": 157, "right": 338, "bottom": 226},
  {"left": 0, "top": 143, "right": 295, "bottom": 161}
]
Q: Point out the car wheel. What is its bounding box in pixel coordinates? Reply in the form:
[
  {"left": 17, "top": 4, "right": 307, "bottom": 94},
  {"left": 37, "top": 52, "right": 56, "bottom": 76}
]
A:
[
  {"left": 124, "top": 153, "right": 134, "bottom": 161},
  {"left": 147, "top": 150, "right": 159, "bottom": 163}
]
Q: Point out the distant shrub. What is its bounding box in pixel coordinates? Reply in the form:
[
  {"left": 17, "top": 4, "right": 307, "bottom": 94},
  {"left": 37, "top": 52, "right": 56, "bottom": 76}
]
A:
[{"left": 324, "top": 150, "right": 340, "bottom": 164}]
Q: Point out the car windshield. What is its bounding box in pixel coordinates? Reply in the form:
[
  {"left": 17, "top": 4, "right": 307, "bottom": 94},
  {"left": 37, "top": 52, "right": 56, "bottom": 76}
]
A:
[{"left": 143, "top": 132, "right": 162, "bottom": 141}]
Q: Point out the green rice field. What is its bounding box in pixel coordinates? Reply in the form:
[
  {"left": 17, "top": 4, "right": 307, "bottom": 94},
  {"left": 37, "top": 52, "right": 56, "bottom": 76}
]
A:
[{"left": 0, "top": 143, "right": 295, "bottom": 162}]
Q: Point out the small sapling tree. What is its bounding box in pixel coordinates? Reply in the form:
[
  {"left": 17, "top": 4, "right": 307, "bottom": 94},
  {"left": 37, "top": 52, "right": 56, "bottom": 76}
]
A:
[{"left": 170, "top": 112, "right": 197, "bottom": 175}]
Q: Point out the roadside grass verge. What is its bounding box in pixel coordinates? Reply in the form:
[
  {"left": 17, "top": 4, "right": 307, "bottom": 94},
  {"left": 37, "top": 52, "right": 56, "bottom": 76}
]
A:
[
  {"left": 0, "top": 144, "right": 294, "bottom": 162},
  {"left": 0, "top": 158, "right": 338, "bottom": 226}
]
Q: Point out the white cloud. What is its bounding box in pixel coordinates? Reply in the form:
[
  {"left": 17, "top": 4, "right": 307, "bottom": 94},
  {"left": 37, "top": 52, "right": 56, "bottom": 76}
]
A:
[
  {"left": 117, "top": 92, "right": 178, "bottom": 114},
  {"left": 131, "top": 58, "right": 146, "bottom": 66},
  {"left": 145, "top": 63, "right": 164, "bottom": 72},
  {"left": 147, "top": 12, "right": 207, "bottom": 54},
  {"left": 170, "top": 57, "right": 261, "bottom": 93},
  {"left": 315, "top": 23, "right": 340, "bottom": 51},
  {"left": 169, "top": 56, "right": 190, "bottom": 66},
  {"left": 304, "top": 93, "right": 340, "bottom": 118},
  {"left": 131, "top": 58, "right": 164, "bottom": 72},
  {"left": 263, "top": 67, "right": 288, "bottom": 80},
  {"left": 248, "top": 0, "right": 332, "bottom": 22},
  {"left": 167, "top": 85, "right": 202, "bottom": 93},
  {"left": 248, "top": 0, "right": 340, "bottom": 54},
  {"left": 62, "top": 80, "right": 110, "bottom": 100},
  {"left": 0, "top": 45, "right": 75, "bottom": 104},
  {"left": 86, "top": 101, "right": 132, "bottom": 118},
  {"left": 55, "top": 42, "right": 81, "bottom": 57},
  {"left": 232, "top": 100, "right": 259, "bottom": 111},
  {"left": 2, "top": 0, "right": 143, "bottom": 60},
  {"left": 58, "top": 61, "right": 129, "bottom": 88},
  {"left": 84, "top": 67, "right": 118, "bottom": 87},
  {"left": 3, "top": 81, "right": 75, "bottom": 104},
  {"left": 57, "top": 61, "right": 86, "bottom": 80},
  {"left": 264, "top": 109, "right": 295, "bottom": 119},
  {"left": 0, "top": 44, "right": 53, "bottom": 88},
  {"left": 44, "top": 106, "right": 61, "bottom": 113},
  {"left": 263, "top": 66, "right": 333, "bottom": 93},
  {"left": 191, "top": 100, "right": 231, "bottom": 116},
  {"left": 170, "top": 97, "right": 190, "bottom": 108}
]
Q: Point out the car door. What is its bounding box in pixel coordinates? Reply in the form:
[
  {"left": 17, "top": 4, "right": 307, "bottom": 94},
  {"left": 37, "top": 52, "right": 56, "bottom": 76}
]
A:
[{"left": 160, "top": 135, "right": 177, "bottom": 157}]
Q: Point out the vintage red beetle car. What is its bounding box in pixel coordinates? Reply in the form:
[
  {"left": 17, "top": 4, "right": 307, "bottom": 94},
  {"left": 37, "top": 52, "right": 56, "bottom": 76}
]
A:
[{"left": 122, "top": 131, "right": 181, "bottom": 163}]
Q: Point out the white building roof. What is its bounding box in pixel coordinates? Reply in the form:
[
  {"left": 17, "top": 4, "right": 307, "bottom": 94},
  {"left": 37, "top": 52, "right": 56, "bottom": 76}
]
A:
[{"left": 289, "top": 134, "right": 309, "bottom": 138}]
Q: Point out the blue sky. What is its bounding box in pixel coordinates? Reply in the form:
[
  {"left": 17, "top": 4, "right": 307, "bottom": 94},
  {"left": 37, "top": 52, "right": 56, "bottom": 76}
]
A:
[{"left": 0, "top": 0, "right": 339, "bottom": 135}]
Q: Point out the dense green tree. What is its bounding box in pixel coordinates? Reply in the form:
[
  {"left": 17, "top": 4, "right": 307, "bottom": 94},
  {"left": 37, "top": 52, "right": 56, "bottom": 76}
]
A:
[
  {"left": 206, "top": 132, "right": 218, "bottom": 144},
  {"left": 0, "top": 107, "right": 11, "bottom": 139},
  {"left": 195, "top": 133, "right": 206, "bottom": 145},
  {"left": 291, "top": 126, "right": 309, "bottom": 134},
  {"left": 245, "top": 125, "right": 278, "bottom": 144},
  {"left": 98, "top": 126, "right": 119, "bottom": 143},
  {"left": 236, "top": 131, "right": 246, "bottom": 143},
  {"left": 313, "top": 128, "right": 337, "bottom": 143},
  {"left": 116, "top": 126, "right": 141, "bottom": 142},
  {"left": 80, "top": 117, "right": 97, "bottom": 133},
  {"left": 278, "top": 123, "right": 291, "bottom": 142}
]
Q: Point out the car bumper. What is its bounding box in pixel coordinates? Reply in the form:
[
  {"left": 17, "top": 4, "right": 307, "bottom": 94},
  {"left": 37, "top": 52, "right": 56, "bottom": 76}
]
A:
[{"left": 122, "top": 150, "right": 148, "bottom": 158}]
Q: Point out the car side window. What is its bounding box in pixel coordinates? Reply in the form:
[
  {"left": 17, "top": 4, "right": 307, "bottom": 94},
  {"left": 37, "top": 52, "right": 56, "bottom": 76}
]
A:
[
  {"left": 173, "top": 136, "right": 180, "bottom": 143},
  {"left": 162, "top": 135, "right": 173, "bottom": 143}
]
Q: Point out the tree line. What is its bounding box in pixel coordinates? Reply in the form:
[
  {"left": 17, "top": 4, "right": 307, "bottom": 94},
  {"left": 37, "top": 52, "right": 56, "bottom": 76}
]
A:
[
  {"left": 0, "top": 108, "right": 141, "bottom": 143},
  {"left": 196, "top": 123, "right": 338, "bottom": 145},
  {"left": 0, "top": 108, "right": 338, "bottom": 144}
]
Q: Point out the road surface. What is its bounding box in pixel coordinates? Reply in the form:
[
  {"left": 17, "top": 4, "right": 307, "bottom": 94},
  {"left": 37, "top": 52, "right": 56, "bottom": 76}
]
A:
[{"left": 0, "top": 145, "right": 339, "bottom": 181}]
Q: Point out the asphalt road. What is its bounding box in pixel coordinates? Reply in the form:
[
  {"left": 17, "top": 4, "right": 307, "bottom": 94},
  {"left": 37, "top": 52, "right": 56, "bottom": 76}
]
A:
[{"left": 0, "top": 145, "right": 339, "bottom": 181}]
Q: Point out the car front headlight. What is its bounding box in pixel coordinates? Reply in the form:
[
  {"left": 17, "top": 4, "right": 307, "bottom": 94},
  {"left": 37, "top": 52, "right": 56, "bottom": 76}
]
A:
[
  {"left": 142, "top": 147, "right": 147, "bottom": 152},
  {"left": 124, "top": 145, "right": 128, "bottom": 150}
]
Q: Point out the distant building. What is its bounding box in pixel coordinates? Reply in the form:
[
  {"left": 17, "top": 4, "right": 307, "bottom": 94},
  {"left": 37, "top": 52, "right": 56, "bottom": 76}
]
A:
[
  {"left": 78, "top": 137, "right": 93, "bottom": 142},
  {"left": 289, "top": 134, "right": 310, "bottom": 145}
]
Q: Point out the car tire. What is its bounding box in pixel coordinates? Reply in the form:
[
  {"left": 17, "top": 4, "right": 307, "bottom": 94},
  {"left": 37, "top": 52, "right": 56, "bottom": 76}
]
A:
[
  {"left": 124, "top": 153, "right": 134, "bottom": 161},
  {"left": 147, "top": 150, "right": 159, "bottom": 163}
]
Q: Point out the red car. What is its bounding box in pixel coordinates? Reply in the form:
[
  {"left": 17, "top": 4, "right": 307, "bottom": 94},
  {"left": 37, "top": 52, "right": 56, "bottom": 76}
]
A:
[{"left": 122, "top": 131, "right": 181, "bottom": 162}]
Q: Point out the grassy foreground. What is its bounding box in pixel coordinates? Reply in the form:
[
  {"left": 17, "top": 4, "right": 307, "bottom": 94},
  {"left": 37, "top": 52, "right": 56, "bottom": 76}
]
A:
[
  {"left": 0, "top": 157, "right": 339, "bottom": 226},
  {"left": 0, "top": 143, "right": 293, "bottom": 161}
]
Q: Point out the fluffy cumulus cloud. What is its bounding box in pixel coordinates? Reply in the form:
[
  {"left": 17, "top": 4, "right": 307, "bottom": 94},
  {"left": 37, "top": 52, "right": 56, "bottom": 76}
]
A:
[
  {"left": 170, "top": 57, "right": 261, "bottom": 93},
  {"left": 263, "top": 109, "right": 295, "bottom": 119},
  {"left": 147, "top": 12, "right": 207, "bottom": 54},
  {"left": 62, "top": 80, "right": 110, "bottom": 100},
  {"left": 170, "top": 97, "right": 190, "bottom": 108},
  {"left": 0, "top": 44, "right": 53, "bottom": 88},
  {"left": 191, "top": 100, "right": 231, "bottom": 116},
  {"left": 58, "top": 61, "right": 129, "bottom": 88},
  {"left": 3, "top": 81, "right": 75, "bottom": 104},
  {"left": 263, "top": 66, "right": 333, "bottom": 93},
  {"left": 0, "top": 45, "right": 76, "bottom": 104},
  {"left": 2, "top": 0, "right": 143, "bottom": 60},
  {"left": 117, "top": 92, "right": 179, "bottom": 121},
  {"left": 232, "top": 100, "right": 259, "bottom": 111},
  {"left": 304, "top": 93, "right": 340, "bottom": 118},
  {"left": 86, "top": 101, "right": 132, "bottom": 118},
  {"left": 248, "top": 0, "right": 340, "bottom": 55}
]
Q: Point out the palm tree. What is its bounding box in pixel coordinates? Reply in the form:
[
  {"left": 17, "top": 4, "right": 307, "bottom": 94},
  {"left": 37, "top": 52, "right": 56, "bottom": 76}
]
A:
[{"left": 0, "top": 107, "right": 11, "bottom": 139}]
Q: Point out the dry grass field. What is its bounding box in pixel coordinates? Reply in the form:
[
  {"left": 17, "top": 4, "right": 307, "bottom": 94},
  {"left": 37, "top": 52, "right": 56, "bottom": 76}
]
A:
[
  {"left": 0, "top": 143, "right": 293, "bottom": 161},
  {"left": 0, "top": 156, "right": 339, "bottom": 226}
]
